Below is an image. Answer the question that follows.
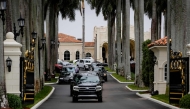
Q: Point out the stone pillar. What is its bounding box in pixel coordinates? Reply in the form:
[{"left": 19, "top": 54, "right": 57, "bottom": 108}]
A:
[
  {"left": 186, "top": 44, "right": 190, "bottom": 94},
  {"left": 4, "top": 32, "right": 22, "bottom": 96}
]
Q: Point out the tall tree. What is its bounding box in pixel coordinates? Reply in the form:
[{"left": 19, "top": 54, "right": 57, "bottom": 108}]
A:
[
  {"left": 116, "top": 0, "right": 122, "bottom": 75},
  {"left": 134, "top": 0, "right": 144, "bottom": 87},
  {"left": 87, "top": 0, "right": 116, "bottom": 70},
  {"left": 122, "top": 0, "right": 131, "bottom": 79}
]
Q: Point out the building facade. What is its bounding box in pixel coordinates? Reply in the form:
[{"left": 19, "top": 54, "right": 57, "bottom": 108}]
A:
[{"left": 58, "top": 25, "right": 151, "bottom": 63}]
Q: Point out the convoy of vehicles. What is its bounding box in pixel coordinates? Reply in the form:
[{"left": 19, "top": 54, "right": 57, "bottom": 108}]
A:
[{"left": 56, "top": 57, "right": 108, "bottom": 102}]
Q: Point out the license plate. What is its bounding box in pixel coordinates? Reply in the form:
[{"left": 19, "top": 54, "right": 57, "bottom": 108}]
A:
[{"left": 59, "top": 78, "right": 63, "bottom": 80}]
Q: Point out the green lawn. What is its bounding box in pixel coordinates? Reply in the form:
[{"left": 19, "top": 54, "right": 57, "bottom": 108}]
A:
[
  {"left": 105, "top": 66, "right": 115, "bottom": 72},
  {"left": 23, "top": 85, "right": 53, "bottom": 108},
  {"left": 151, "top": 94, "right": 169, "bottom": 104},
  {"left": 127, "top": 84, "right": 149, "bottom": 90},
  {"left": 111, "top": 73, "right": 134, "bottom": 82},
  {"left": 45, "top": 78, "right": 58, "bottom": 83}
]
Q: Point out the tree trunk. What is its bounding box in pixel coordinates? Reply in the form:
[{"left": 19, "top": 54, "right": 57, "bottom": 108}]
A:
[
  {"left": 0, "top": 11, "right": 9, "bottom": 109},
  {"left": 151, "top": 0, "right": 158, "bottom": 42},
  {"left": 111, "top": 14, "right": 115, "bottom": 71},
  {"left": 134, "top": 0, "right": 144, "bottom": 87},
  {"left": 116, "top": 0, "right": 122, "bottom": 75},
  {"left": 122, "top": 0, "right": 131, "bottom": 80},
  {"left": 107, "top": 14, "right": 112, "bottom": 69}
]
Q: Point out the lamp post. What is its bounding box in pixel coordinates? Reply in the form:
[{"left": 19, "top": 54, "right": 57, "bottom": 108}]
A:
[
  {"left": 0, "top": 0, "right": 6, "bottom": 25},
  {"left": 13, "top": 14, "right": 25, "bottom": 40},
  {"left": 30, "top": 30, "right": 37, "bottom": 47},
  {"left": 51, "top": 40, "right": 55, "bottom": 48},
  {"left": 6, "top": 56, "right": 12, "bottom": 72},
  {"left": 39, "top": 37, "right": 46, "bottom": 50}
]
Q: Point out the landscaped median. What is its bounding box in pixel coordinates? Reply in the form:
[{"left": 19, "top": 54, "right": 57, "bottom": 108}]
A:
[
  {"left": 110, "top": 72, "right": 135, "bottom": 83},
  {"left": 23, "top": 85, "right": 54, "bottom": 109}
]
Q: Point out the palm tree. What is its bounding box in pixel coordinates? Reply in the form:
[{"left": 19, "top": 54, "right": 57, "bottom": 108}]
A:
[
  {"left": 116, "top": 0, "right": 122, "bottom": 75},
  {"left": 87, "top": 0, "right": 116, "bottom": 70},
  {"left": 122, "top": 0, "right": 131, "bottom": 80},
  {"left": 133, "top": 0, "right": 144, "bottom": 87},
  {"left": 44, "top": 0, "right": 80, "bottom": 80}
]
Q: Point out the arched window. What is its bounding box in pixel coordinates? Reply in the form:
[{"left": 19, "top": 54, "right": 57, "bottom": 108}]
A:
[
  {"left": 64, "top": 51, "right": 70, "bottom": 60},
  {"left": 164, "top": 64, "right": 167, "bottom": 81},
  {"left": 76, "top": 51, "right": 80, "bottom": 59},
  {"left": 86, "top": 53, "right": 91, "bottom": 57}
]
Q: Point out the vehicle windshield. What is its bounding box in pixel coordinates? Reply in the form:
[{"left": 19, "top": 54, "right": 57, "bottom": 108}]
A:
[
  {"left": 94, "top": 67, "right": 101, "bottom": 72},
  {"left": 78, "top": 76, "right": 99, "bottom": 83},
  {"left": 66, "top": 67, "right": 75, "bottom": 72}
]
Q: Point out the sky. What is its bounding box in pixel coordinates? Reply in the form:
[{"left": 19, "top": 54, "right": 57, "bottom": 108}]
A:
[{"left": 58, "top": 2, "right": 152, "bottom": 42}]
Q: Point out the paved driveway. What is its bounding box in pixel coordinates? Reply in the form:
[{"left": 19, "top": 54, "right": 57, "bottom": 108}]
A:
[{"left": 38, "top": 72, "right": 170, "bottom": 109}]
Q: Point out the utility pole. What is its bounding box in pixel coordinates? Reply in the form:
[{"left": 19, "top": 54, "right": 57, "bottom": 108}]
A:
[{"left": 82, "top": 0, "right": 85, "bottom": 58}]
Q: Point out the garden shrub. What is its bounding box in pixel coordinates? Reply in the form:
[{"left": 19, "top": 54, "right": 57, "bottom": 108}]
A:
[
  {"left": 142, "top": 39, "right": 154, "bottom": 87},
  {"left": 179, "top": 94, "right": 190, "bottom": 108},
  {"left": 7, "top": 93, "right": 22, "bottom": 109}
]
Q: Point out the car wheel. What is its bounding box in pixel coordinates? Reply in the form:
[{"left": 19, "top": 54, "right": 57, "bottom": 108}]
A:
[
  {"left": 72, "top": 96, "right": 78, "bottom": 102},
  {"left": 105, "top": 78, "right": 107, "bottom": 82},
  {"left": 98, "top": 97, "right": 102, "bottom": 102},
  {"left": 70, "top": 90, "right": 73, "bottom": 96}
]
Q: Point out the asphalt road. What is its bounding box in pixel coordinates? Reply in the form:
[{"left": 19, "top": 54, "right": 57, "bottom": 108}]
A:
[{"left": 38, "top": 71, "right": 170, "bottom": 109}]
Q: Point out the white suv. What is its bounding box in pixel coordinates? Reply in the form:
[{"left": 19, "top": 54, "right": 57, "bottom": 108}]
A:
[{"left": 77, "top": 59, "right": 92, "bottom": 70}]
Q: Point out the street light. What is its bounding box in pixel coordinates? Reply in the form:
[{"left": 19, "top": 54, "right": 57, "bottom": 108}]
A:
[
  {"left": 51, "top": 40, "right": 55, "bottom": 48},
  {"left": 13, "top": 13, "right": 25, "bottom": 40},
  {"left": 58, "top": 41, "right": 60, "bottom": 48},
  {"left": 0, "top": 0, "right": 6, "bottom": 25},
  {"left": 39, "top": 37, "right": 46, "bottom": 50},
  {"left": 6, "top": 56, "right": 12, "bottom": 72}
]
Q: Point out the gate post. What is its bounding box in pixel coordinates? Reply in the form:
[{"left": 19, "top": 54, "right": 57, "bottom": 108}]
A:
[
  {"left": 186, "top": 44, "right": 190, "bottom": 94},
  {"left": 4, "top": 32, "right": 22, "bottom": 95}
]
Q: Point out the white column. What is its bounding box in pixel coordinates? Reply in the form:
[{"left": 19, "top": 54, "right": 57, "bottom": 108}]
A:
[
  {"left": 186, "top": 44, "right": 190, "bottom": 94},
  {"left": 4, "top": 32, "right": 22, "bottom": 96}
]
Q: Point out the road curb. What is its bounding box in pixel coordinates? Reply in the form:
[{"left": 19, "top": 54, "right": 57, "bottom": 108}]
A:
[
  {"left": 31, "top": 86, "right": 55, "bottom": 109},
  {"left": 109, "top": 73, "right": 134, "bottom": 84},
  {"left": 136, "top": 93, "right": 180, "bottom": 109},
  {"left": 125, "top": 86, "right": 148, "bottom": 92}
]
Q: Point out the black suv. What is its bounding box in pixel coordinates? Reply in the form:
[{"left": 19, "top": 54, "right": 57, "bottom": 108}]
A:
[{"left": 72, "top": 74, "right": 104, "bottom": 102}]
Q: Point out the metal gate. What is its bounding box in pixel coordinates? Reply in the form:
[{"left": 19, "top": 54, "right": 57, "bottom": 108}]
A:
[
  {"left": 169, "top": 44, "right": 189, "bottom": 104},
  {"left": 20, "top": 49, "right": 35, "bottom": 104}
]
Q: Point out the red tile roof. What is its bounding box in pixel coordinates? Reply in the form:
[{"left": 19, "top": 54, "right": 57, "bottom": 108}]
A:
[
  {"left": 58, "top": 33, "right": 82, "bottom": 43},
  {"left": 85, "top": 42, "right": 94, "bottom": 47},
  {"left": 148, "top": 36, "right": 167, "bottom": 48}
]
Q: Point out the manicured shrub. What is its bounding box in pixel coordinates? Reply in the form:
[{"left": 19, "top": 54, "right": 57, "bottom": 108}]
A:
[
  {"left": 179, "top": 94, "right": 190, "bottom": 108},
  {"left": 7, "top": 93, "right": 22, "bottom": 109}
]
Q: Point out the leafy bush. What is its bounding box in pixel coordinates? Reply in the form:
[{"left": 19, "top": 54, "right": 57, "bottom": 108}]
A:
[
  {"left": 142, "top": 39, "right": 154, "bottom": 87},
  {"left": 179, "top": 94, "right": 190, "bottom": 108},
  {"left": 7, "top": 93, "right": 22, "bottom": 109},
  {"left": 69, "top": 60, "right": 73, "bottom": 63}
]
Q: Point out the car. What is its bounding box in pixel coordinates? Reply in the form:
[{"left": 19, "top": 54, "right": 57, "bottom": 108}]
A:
[
  {"left": 77, "top": 59, "right": 92, "bottom": 70},
  {"left": 72, "top": 74, "right": 104, "bottom": 102},
  {"left": 93, "top": 66, "right": 108, "bottom": 81},
  {"left": 58, "top": 65, "right": 76, "bottom": 84}
]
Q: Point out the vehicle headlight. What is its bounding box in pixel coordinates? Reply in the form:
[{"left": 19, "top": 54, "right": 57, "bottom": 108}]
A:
[
  {"left": 73, "top": 86, "right": 79, "bottom": 91},
  {"left": 96, "top": 86, "right": 102, "bottom": 91},
  {"left": 104, "top": 73, "right": 107, "bottom": 76}
]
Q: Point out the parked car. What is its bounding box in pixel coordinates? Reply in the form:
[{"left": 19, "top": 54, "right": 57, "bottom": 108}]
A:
[
  {"left": 58, "top": 65, "right": 76, "bottom": 84},
  {"left": 72, "top": 74, "right": 104, "bottom": 102}
]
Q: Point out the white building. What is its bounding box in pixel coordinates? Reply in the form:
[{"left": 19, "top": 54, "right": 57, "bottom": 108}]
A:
[{"left": 58, "top": 25, "right": 151, "bottom": 62}]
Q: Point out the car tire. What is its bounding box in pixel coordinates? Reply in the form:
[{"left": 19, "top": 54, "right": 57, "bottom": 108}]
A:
[
  {"left": 72, "top": 96, "right": 78, "bottom": 102},
  {"left": 98, "top": 97, "right": 102, "bottom": 102},
  {"left": 70, "top": 90, "right": 73, "bottom": 96}
]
